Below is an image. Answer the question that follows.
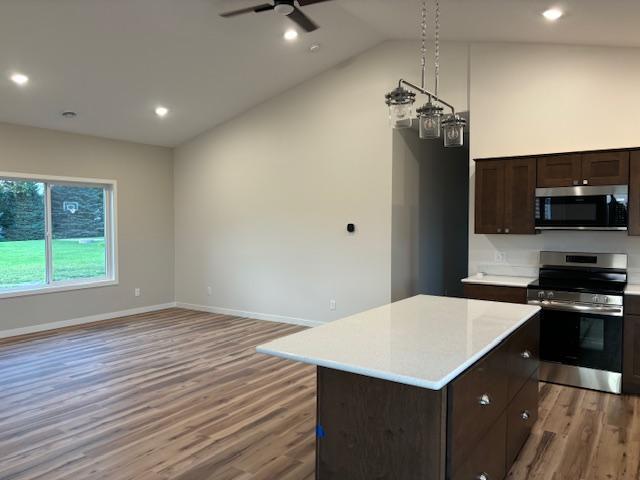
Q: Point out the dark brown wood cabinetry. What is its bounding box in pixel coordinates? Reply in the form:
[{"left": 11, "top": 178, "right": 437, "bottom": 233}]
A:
[
  {"left": 582, "top": 151, "right": 629, "bottom": 186},
  {"left": 537, "top": 151, "right": 629, "bottom": 188},
  {"left": 316, "top": 315, "right": 540, "bottom": 480},
  {"left": 537, "top": 154, "right": 582, "bottom": 187},
  {"left": 475, "top": 160, "right": 505, "bottom": 234},
  {"left": 629, "top": 152, "right": 640, "bottom": 236},
  {"left": 475, "top": 147, "right": 637, "bottom": 236},
  {"left": 475, "top": 157, "right": 536, "bottom": 235},
  {"left": 463, "top": 284, "right": 527, "bottom": 304},
  {"left": 505, "top": 158, "right": 537, "bottom": 234},
  {"left": 623, "top": 296, "right": 640, "bottom": 394}
]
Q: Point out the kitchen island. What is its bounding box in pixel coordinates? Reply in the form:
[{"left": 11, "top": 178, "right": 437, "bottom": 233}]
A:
[{"left": 257, "top": 295, "right": 541, "bottom": 480}]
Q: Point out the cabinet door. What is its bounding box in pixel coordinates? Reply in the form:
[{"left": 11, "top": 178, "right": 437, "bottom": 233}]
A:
[
  {"left": 537, "top": 154, "right": 581, "bottom": 187},
  {"left": 629, "top": 152, "right": 640, "bottom": 236},
  {"left": 623, "top": 313, "right": 640, "bottom": 394},
  {"left": 504, "top": 158, "right": 536, "bottom": 234},
  {"left": 582, "top": 151, "right": 629, "bottom": 186},
  {"left": 475, "top": 160, "right": 505, "bottom": 234}
]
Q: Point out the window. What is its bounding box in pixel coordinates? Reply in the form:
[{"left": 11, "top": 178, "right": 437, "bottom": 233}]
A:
[{"left": 0, "top": 173, "right": 116, "bottom": 297}]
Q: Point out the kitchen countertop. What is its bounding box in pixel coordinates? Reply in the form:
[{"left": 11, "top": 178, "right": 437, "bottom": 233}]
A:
[
  {"left": 257, "top": 295, "right": 540, "bottom": 390},
  {"left": 461, "top": 274, "right": 536, "bottom": 288},
  {"left": 625, "top": 284, "right": 640, "bottom": 296}
]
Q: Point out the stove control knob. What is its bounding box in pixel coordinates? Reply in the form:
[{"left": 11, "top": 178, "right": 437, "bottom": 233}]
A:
[
  {"left": 603, "top": 296, "right": 609, "bottom": 304},
  {"left": 538, "top": 291, "right": 545, "bottom": 300},
  {"left": 547, "top": 291, "right": 554, "bottom": 299},
  {"left": 592, "top": 294, "right": 599, "bottom": 303}
]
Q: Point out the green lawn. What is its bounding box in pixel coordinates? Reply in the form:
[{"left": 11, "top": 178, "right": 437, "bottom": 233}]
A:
[{"left": 0, "top": 239, "right": 106, "bottom": 289}]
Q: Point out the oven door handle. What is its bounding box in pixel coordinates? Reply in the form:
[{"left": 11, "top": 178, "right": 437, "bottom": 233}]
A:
[{"left": 527, "top": 299, "right": 623, "bottom": 316}]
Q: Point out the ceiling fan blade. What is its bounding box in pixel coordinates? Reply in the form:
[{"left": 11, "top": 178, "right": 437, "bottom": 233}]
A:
[
  {"left": 297, "top": 0, "right": 332, "bottom": 5},
  {"left": 220, "top": 3, "right": 274, "bottom": 17},
  {"left": 287, "top": 7, "right": 318, "bottom": 32}
]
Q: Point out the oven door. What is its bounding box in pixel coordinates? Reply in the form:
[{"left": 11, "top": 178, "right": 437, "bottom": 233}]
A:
[
  {"left": 535, "top": 186, "right": 628, "bottom": 230},
  {"left": 540, "top": 309, "right": 622, "bottom": 373}
]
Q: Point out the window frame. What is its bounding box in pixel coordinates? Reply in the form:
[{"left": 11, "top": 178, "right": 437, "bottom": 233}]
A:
[{"left": 0, "top": 171, "right": 118, "bottom": 299}]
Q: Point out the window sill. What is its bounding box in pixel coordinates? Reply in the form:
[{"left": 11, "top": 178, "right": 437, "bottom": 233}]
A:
[{"left": 0, "top": 279, "right": 119, "bottom": 300}]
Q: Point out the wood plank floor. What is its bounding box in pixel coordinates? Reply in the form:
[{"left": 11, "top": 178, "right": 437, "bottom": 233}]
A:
[{"left": 0, "top": 308, "right": 639, "bottom": 480}]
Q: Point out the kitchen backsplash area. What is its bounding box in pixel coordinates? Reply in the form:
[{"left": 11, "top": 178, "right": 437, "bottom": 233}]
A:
[{"left": 469, "top": 230, "right": 640, "bottom": 283}]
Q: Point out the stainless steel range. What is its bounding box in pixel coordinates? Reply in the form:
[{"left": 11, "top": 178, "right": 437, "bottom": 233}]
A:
[{"left": 527, "top": 251, "right": 627, "bottom": 394}]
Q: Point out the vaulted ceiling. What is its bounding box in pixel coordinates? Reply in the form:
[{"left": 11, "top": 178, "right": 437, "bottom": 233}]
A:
[{"left": 1, "top": 0, "right": 639, "bottom": 147}]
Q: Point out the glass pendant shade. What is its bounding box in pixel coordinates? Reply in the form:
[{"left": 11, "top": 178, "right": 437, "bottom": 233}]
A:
[
  {"left": 389, "top": 104, "right": 413, "bottom": 129},
  {"left": 417, "top": 102, "right": 443, "bottom": 139},
  {"left": 442, "top": 115, "right": 466, "bottom": 147},
  {"left": 385, "top": 87, "right": 416, "bottom": 129}
]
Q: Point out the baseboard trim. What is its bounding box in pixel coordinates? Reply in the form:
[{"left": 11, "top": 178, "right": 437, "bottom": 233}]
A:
[
  {"left": 176, "top": 302, "right": 323, "bottom": 328},
  {"left": 0, "top": 302, "right": 178, "bottom": 339}
]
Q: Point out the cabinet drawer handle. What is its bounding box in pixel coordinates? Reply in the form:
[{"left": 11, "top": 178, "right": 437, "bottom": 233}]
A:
[
  {"left": 521, "top": 350, "right": 532, "bottom": 359},
  {"left": 521, "top": 410, "right": 531, "bottom": 421},
  {"left": 477, "top": 473, "right": 490, "bottom": 480},
  {"left": 583, "top": 179, "right": 589, "bottom": 185},
  {"left": 505, "top": 228, "right": 510, "bottom": 233},
  {"left": 573, "top": 180, "right": 579, "bottom": 185},
  {"left": 497, "top": 228, "right": 502, "bottom": 233},
  {"left": 478, "top": 393, "right": 491, "bottom": 406}
]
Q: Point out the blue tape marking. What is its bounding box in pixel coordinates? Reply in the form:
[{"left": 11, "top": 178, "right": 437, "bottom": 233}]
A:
[{"left": 316, "top": 424, "right": 326, "bottom": 438}]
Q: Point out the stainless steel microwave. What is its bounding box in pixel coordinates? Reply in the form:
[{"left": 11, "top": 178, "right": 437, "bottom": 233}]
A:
[{"left": 535, "top": 185, "right": 628, "bottom": 231}]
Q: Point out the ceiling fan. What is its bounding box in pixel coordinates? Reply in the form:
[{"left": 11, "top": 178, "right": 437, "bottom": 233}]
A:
[{"left": 219, "top": 0, "right": 332, "bottom": 33}]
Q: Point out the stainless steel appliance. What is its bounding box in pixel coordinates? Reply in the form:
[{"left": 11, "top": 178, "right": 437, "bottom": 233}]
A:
[
  {"left": 527, "top": 251, "right": 627, "bottom": 394},
  {"left": 535, "top": 185, "right": 628, "bottom": 231}
]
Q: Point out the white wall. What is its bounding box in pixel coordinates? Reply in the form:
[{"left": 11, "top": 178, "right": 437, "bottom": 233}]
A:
[
  {"left": 469, "top": 43, "right": 640, "bottom": 281},
  {"left": 174, "top": 41, "right": 469, "bottom": 323},
  {"left": 0, "top": 123, "right": 175, "bottom": 333}
]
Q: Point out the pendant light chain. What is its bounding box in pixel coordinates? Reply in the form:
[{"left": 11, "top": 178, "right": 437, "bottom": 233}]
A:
[
  {"left": 434, "top": 0, "right": 440, "bottom": 98},
  {"left": 420, "top": 0, "right": 427, "bottom": 89}
]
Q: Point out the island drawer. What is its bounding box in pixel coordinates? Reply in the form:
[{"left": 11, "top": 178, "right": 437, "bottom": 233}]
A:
[
  {"left": 506, "top": 370, "right": 539, "bottom": 469},
  {"left": 448, "top": 342, "right": 508, "bottom": 470},
  {"left": 451, "top": 413, "right": 507, "bottom": 480},
  {"left": 505, "top": 314, "right": 540, "bottom": 401}
]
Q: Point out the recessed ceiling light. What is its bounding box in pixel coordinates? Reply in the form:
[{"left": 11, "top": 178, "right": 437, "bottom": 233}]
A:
[
  {"left": 155, "top": 106, "right": 169, "bottom": 118},
  {"left": 542, "top": 8, "right": 563, "bottom": 21},
  {"left": 61, "top": 111, "right": 78, "bottom": 119},
  {"left": 284, "top": 29, "right": 298, "bottom": 41},
  {"left": 10, "top": 73, "right": 29, "bottom": 86},
  {"left": 309, "top": 43, "right": 321, "bottom": 53}
]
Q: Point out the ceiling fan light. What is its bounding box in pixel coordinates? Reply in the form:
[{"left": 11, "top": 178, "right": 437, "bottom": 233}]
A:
[{"left": 274, "top": 3, "right": 295, "bottom": 15}]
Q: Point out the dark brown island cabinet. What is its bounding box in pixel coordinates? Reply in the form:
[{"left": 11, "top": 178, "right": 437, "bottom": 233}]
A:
[
  {"left": 475, "top": 147, "right": 640, "bottom": 235},
  {"left": 315, "top": 315, "right": 540, "bottom": 480},
  {"left": 624, "top": 295, "right": 640, "bottom": 394}
]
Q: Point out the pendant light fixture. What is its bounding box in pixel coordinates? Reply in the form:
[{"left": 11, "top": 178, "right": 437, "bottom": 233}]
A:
[{"left": 384, "top": 0, "right": 465, "bottom": 147}]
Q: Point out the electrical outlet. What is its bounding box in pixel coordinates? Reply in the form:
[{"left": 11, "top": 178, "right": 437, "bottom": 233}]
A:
[
  {"left": 329, "top": 299, "right": 336, "bottom": 311},
  {"left": 134, "top": 288, "right": 141, "bottom": 297},
  {"left": 494, "top": 251, "right": 507, "bottom": 263},
  {"left": 207, "top": 286, "right": 212, "bottom": 296}
]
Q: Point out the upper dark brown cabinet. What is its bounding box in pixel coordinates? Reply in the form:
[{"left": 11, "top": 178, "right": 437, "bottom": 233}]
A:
[
  {"left": 504, "top": 158, "right": 537, "bottom": 234},
  {"left": 582, "top": 151, "right": 629, "bottom": 186},
  {"left": 537, "top": 154, "right": 581, "bottom": 187},
  {"left": 629, "top": 151, "right": 640, "bottom": 236},
  {"left": 475, "top": 158, "right": 536, "bottom": 235},
  {"left": 475, "top": 159, "right": 505, "bottom": 234},
  {"left": 537, "top": 151, "right": 629, "bottom": 188}
]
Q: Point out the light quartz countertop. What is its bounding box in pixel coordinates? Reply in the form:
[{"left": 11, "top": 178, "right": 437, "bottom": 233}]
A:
[
  {"left": 625, "top": 284, "right": 640, "bottom": 296},
  {"left": 461, "top": 274, "right": 536, "bottom": 288},
  {"left": 257, "top": 295, "right": 540, "bottom": 391}
]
